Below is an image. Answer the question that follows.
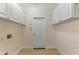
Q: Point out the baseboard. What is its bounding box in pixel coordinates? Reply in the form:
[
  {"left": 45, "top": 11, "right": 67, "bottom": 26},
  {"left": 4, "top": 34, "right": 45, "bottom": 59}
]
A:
[
  {"left": 58, "top": 51, "right": 63, "bottom": 55},
  {"left": 16, "top": 47, "right": 33, "bottom": 55},
  {"left": 15, "top": 48, "right": 23, "bottom": 55},
  {"left": 6, "top": 49, "right": 22, "bottom": 55},
  {"left": 56, "top": 49, "right": 63, "bottom": 55}
]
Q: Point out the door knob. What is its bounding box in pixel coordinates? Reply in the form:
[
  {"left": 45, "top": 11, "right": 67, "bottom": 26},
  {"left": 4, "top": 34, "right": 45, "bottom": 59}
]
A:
[{"left": 33, "top": 33, "right": 36, "bottom": 36}]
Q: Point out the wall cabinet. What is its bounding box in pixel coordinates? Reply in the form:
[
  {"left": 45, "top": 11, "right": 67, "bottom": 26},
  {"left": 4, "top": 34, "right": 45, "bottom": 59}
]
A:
[
  {"left": 0, "top": 3, "right": 8, "bottom": 19},
  {"left": 52, "top": 3, "right": 79, "bottom": 25},
  {"left": 0, "top": 3, "right": 25, "bottom": 25},
  {"left": 6, "top": 3, "right": 12, "bottom": 18},
  {"left": 11, "top": 4, "right": 20, "bottom": 21},
  {"left": 16, "top": 7, "right": 25, "bottom": 24},
  {"left": 11, "top": 3, "right": 25, "bottom": 25},
  {"left": 0, "top": 3, "right": 6, "bottom": 15}
]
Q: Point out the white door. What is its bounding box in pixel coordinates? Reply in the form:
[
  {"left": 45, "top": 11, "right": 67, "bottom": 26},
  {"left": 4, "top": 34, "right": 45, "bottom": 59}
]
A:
[{"left": 32, "top": 18, "right": 46, "bottom": 48}]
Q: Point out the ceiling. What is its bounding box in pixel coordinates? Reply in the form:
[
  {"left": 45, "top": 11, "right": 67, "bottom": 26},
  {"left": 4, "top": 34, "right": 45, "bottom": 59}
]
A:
[
  {"left": 21, "top": 3, "right": 56, "bottom": 12},
  {"left": 17, "top": 3, "right": 57, "bottom": 24}
]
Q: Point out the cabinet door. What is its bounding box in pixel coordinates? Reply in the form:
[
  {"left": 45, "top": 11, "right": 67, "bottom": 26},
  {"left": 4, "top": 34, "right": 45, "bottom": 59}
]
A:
[
  {"left": 17, "top": 9, "right": 24, "bottom": 23},
  {"left": 52, "top": 3, "right": 71, "bottom": 24},
  {"left": 12, "top": 3, "right": 20, "bottom": 21},
  {"left": 11, "top": 3, "right": 25, "bottom": 24},
  {"left": 6, "top": 3, "right": 12, "bottom": 17},
  {"left": 59, "top": 3, "right": 71, "bottom": 21},
  {"left": 56, "top": 4, "right": 71, "bottom": 21},
  {"left": 52, "top": 6, "right": 59, "bottom": 24},
  {"left": 0, "top": 3, "right": 6, "bottom": 15},
  {"left": 72, "top": 3, "right": 79, "bottom": 17},
  {"left": 9, "top": 3, "right": 25, "bottom": 25}
]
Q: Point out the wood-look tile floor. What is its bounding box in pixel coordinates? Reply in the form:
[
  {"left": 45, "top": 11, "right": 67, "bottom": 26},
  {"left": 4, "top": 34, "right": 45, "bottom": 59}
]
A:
[{"left": 18, "top": 48, "right": 60, "bottom": 55}]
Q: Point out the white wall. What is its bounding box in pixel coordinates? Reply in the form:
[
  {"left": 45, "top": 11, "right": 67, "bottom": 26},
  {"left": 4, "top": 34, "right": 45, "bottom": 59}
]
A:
[
  {"left": 55, "top": 20, "right": 79, "bottom": 55},
  {"left": 0, "top": 18, "right": 25, "bottom": 55},
  {"left": 46, "top": 14, "right": 56, "bottom": 48},
  {"left": 21, "top": 4, "right": 56, "bottom": 48},
  {"left": 0, "top": 3, "right": 56, "bottom": 55},
  {"left": 22, "top": 6, "right": 55, "bottom": 48}
]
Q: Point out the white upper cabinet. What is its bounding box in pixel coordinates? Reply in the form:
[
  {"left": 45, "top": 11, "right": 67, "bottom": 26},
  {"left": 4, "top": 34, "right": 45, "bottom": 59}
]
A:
[
  {"left": 11, "top": 3, "right": 25, "bottom": 25},
  {"left": 52, "top": 3, "right": 79, "bottom": 25},
  {"left": 11, "top": 4, "right": 21, "bottom": 21},
  {"left": 6, "top": 3, "right": 25, "bottom": 25},
  {"left": 72, "top": 3, "right": 79, "bottom": 17},
  {"left": 16, "top": 7, "right": 24, "bottom": 23},
  {"left": 0, "top": 3, "right": 25, "bottom": 25},
  {"left": 0, "top": 3, "right": 6, "bottom": 15},
  {"left": 6, "top": 3, "right": 12, "bottom": 18},
  {"left": 0, "top": 3, "right": 8, "bottom": 19}
]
